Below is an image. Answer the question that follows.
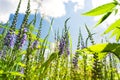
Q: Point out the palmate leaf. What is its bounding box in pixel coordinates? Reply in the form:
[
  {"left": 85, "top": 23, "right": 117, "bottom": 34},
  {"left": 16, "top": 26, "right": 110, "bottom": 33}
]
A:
[
  {"left": 83, "top": 43, "right": 120, "bottom": 59},
  {"left": 82, "top": 2, "right": 117, "bottom": 16}
]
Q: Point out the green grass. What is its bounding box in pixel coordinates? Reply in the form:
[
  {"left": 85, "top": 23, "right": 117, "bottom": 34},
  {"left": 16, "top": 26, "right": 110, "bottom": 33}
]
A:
[{"left": 0, "top": 0, "right": 120, "bottom": 80}]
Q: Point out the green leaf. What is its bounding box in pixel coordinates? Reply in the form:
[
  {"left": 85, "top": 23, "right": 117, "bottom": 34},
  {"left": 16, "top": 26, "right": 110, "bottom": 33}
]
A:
[
  {"left": 84, "top": 43, "right": 120, "bottom": 59},
  {"left": 39, "top": 53, "right": 57, "bottom": 74},
  {"left": 114, "top": 9, "right": 118, "bottom": 15},
  {"left": 82, "top": 2, "right": 117, "bottom": 16},
  {"left": 104, "top": 19, "right": 120, "bottom": 34},
  {"left": 109, "top": 27, "right": 120, "bottom": 41},
  {"left": 0, "top": 25, "right": 10, "bottom": 29},
  {"left": 115, "top": 31, "right": 120, "bottom": 41},
  {"left": 116, "top": 33, "right": 120, "bottom": 41},
  {"left": 29, "top": 24, "right": 35, "bottom": 32},
  {"left": 10, "top": 72, "right": 25, "bottom": 77},
  {"left": 0, "top": 70, "right": 3, "bottom": 74},
  {"left": 109, "top": 28, "right": 119, "bottom": 38},
  {"left": 95, "top": 12, "right": 112, "bottom": 27},
  {"left": 17, "top": 62, "right": 26, "bottom": 67}
]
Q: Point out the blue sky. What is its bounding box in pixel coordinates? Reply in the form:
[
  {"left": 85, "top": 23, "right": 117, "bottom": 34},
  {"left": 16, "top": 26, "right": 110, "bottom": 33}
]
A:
[{"left": 1, "top": 0, "right": 119, "bottom": 50}]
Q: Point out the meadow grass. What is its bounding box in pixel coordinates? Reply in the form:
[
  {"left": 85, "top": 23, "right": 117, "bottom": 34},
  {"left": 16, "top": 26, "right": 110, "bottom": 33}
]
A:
[{"left": 0, "top": 0, "right": 120, "bottom": 80}]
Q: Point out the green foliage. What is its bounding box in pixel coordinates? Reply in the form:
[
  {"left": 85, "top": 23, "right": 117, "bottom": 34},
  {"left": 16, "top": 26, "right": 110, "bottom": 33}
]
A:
[
  {"left": 10, "top": 72, "right": 25, "bottom": 77},
  {"left": 95, "top": 12, "right": 112, "bottom": 27},
  {"left": 104, "top": 19, "right": 120, "bottom": 34},
  {"left": 82, "top": 43, "right": 120, "bottom": 59},
  {"left": 82, "top": 2, "right": 117, "bottom": 16},
  {"left": 82, "top": 1, "right": 120, "bottom": 41},
  {"left": 0, "top": 0, "right": 120, "bottom": 80},
  {"left": 104, "top": 19, "right": 120, "bottom": 41}
]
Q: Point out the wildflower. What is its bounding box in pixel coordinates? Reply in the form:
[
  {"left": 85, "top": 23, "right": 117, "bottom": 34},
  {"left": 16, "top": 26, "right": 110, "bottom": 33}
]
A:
[
  {"left": 18, "top": 28, "right": 28, "bottom": 49},
  {"left": 9, "top": 33, "right": 16, "bottom": 48},
  {"left": 23, "top": 28, "right": 27, "bottom": 33},
  {"left": 4, "top": 31, "right": 16, "bottom": 48},
  {"left": 72, "top": 56, "right": 78, "bottom": 68},
  {"left": 66, "top": 47, "right": 70, "bottom": 55},
  {"left": 59, "top": 38, "right": 65, "bottom": 55},
  {"left": 31, "top": 40, "right": 39, "bottom": 49},
  {"left": 20, "top": 68, "right": 24, "bottom": 74},
  {"left": 19, "top": 33, "right": 27, "bottom": 49}
]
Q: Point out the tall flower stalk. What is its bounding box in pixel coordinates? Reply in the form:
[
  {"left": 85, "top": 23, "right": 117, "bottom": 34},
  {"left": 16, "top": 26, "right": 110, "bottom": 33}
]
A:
[
  {"left": 15, "top": 0, "right": 30, "bottom": 50},
  {"left": 58, "top": 38, "right": 65, "bottom": 55},
  {"left": 58, "top": 18, "right": 70, "bottom": 56},
  {"left": 73, "top": 28, "right": 81, "bottom": 68},
  {"left": 30, "top": 17, "right": 43, "bottom": 49},
  {"left": 4, "top": 0, "right": 21, "bottom": 48},
  {"left": 85, "top": 25, "right": 102, "bottom": 80},
  {"left": 18, "top": 28, "right": 28, "bottom": 49}
]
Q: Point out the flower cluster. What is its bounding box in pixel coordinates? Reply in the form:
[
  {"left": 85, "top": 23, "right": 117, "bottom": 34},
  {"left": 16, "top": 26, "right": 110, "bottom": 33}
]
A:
[
  {"left": 59, "top": 38, "right": 65, "bottom": 55},
  {"left": 66, "top": 47, "right": 70, "bottom": 55},
  {"left": 72, "top": 56, "right": 78, "bottom": 68},
  {"left": 4, "top": 31, "right": 16, "bottom": 48},
  {"left": 30, "top": 40, "right": 39, "bottom": 49},
  {"left": 18, "top": 28, "right": 28, "bottom": 49}
]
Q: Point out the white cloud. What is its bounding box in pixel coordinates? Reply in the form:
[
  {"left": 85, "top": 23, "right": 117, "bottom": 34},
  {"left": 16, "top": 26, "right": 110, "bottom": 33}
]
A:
[
  {"left": 70, "top": 0, "right": 84, "bottom": 12},
  {"left": 0, "top": 0, "right": 85, "bottom": 23},
  {"left": 37, "top": 0, "right": 85, "bottom": 17},
  {"left": 39, "top": 0, "right": 66, "bottom": 18},
  {"left": 0, "top": 0, "right": 38, "bottom": 23}
]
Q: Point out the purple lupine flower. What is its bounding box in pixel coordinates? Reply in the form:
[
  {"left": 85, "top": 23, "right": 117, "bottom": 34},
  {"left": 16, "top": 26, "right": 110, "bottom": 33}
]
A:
[
  {"left": 9, "top": 33, "right": 16, "bottom": 48},
  {"left": 19, "top": 33, "right": 27, "bottom": 49},
  {"left": 72, "top": 57, "right": 78, "bottom": 68},
  {"left": 66, "top": 47, "right": 70, "bottom": 55},
  {"left": 0, "top": 50, "right": 6, "bottom": 59},
  {"left": 31, "top": 40, "right": 39, "bottom": 49},
  {"left": 20, "top": 68, "right": 24, "bottom": 74},
  {"left": 59, "top": 38, "right": 65, "bottom": 55},
  {"left": 4, "top": 31, "right": 16, "bottom": 48},
  {"left": 4, "top": 31, "right": 11, "bottom": 46},
  {"left": 18, "top": 28, "right": 28, "bottom": 49},
  {"left": 23, "top": 28, "right": 28, "bottom": 33},
  {"left": 0, "top": 51, "right": 2, "bottom": 58}
]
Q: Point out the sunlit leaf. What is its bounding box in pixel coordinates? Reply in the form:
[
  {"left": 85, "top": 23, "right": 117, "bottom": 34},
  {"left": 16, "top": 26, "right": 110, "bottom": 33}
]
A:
[
  {"left": 109, "top": 28, "right": 119, "bottom": 38},
  {"left": 114, "top": 9, "right": 118, "bottom": 15},
  {"left": 104, "top": 19, "right": 120, "bottom": 34},
  {"left": 10, "top": 72, "right": 25, "bottom": 77},
  {"left": 116, "top": 31, "right": 120, "bottom": 41},
  {"left": 0, "top": 70, "right": 3, "bottom": 74},
  {"left": 82, "top": 2, "right": 117, "bottom": 16},
  {"left": 17, "top": 62, "right": 26, "bottom": 67},
  {"left": 29, "top": 24, "right": 35, "bottom": 32},
  {"left": 39, "top": 53, "right": 57, "bottom": 74},
  {"left": 84, "top": 43, "right": 120, "bottom": 59},
  {"left": 95, "top": 12, "right": 112, "bottom": 27}
]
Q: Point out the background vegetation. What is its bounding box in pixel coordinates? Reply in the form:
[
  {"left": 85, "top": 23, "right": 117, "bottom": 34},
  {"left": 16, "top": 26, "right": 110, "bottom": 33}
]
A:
[{"left": 0, "top": 0, "right": 120, "bottom": 80}]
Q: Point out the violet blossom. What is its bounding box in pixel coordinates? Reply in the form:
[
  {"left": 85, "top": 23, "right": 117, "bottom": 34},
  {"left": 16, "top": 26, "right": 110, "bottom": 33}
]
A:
[
  {"left": 18, "top": 28, "right": 28, "bottom": 49},
  {"left": 59, "top": 38, "right": 65, "bottom": 55},
  {"left": 31, "top": 40, "right": 39, "bottom": 49},
  {"left": 19, "top": 33, "right": 27, "bottom": 49},
  {"left": 4, "top": 31, "right": 16, "bottom": 48}
]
